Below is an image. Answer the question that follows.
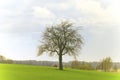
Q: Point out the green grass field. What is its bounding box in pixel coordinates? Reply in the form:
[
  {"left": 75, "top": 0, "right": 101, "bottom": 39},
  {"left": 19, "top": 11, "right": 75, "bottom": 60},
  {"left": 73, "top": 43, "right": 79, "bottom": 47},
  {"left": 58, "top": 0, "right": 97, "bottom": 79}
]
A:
[{"left": 0, "top": 64, "right": 120, "bottom": 80}]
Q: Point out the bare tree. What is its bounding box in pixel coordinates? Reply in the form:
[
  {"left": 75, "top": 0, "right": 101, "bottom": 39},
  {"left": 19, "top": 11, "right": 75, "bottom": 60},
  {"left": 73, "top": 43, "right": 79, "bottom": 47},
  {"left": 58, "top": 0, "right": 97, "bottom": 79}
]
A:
[
  {"left": 0, "top": 55, "right": 6, "bottom": 63},
  {"left": 97, "top": 57, "right": 112, "bottom": 72},
  {"left": 37, "top": 21, "right": 83, "bottom": 70}
]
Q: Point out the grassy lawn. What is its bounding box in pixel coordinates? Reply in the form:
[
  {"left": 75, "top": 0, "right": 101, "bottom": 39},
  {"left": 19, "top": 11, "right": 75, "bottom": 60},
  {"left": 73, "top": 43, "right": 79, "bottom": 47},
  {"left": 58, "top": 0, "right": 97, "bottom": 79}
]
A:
[{"left": 0, "top": 64, "right": 120, "bottom": 80}]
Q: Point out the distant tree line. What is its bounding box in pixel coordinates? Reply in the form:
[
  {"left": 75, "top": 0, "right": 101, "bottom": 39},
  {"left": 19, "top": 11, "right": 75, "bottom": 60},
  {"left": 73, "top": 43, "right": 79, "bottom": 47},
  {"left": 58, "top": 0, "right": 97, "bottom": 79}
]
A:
[
  {"left": 12, "top": 58, "right": 119, "bottom": 72},
  {"left": 0, "top": 55, "right": 13, "bottom": 64},
  {"left": 70, "top": 60, "right": 94, "bottom": 70},
  {"left": 0, "top": 55, "right": 119, "bottom": 72},
  {"left": 13, "top": 60, "right": 59, "bottom": 66},
  {"left": 70, "top": 57, "right": 118, "bottom": 72}
]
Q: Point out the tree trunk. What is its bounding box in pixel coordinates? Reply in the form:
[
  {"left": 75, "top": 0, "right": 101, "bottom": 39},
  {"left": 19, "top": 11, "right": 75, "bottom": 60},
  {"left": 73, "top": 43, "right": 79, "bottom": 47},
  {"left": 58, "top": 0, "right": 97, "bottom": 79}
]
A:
[{"left": 59, "top": 53, "right": 63, "bottom": 70}]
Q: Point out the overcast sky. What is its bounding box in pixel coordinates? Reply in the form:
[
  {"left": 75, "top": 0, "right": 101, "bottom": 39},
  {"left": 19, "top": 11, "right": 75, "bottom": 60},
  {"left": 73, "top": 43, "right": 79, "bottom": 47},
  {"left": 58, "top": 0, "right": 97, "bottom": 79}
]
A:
[{"left": 0, "top": 0, "right": 120, "bottom": 62}]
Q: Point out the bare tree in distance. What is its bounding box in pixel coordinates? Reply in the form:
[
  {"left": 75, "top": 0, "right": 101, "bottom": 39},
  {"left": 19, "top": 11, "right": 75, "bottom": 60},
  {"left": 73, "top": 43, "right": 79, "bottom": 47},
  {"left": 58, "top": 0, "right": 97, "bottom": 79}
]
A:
[
  {"left": 0, "top": 55, "right": 6, "bottom": 63},
  {"left": 37, "top": 21, "right": 83, "bottom": 70},
  {"left": 97, "top": 57, "right": 112, "bottom": 72}
]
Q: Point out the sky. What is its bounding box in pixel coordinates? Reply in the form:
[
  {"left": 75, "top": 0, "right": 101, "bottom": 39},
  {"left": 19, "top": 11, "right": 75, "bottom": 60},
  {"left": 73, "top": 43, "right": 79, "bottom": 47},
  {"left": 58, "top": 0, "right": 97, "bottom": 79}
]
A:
[{"left": 0, "top": 0, "right": 120, "bottom": 62}]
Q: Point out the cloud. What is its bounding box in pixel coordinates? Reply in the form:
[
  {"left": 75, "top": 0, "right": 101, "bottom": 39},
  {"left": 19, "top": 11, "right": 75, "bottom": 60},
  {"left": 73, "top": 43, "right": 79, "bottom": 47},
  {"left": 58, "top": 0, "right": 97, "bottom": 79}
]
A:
[
  {"left": 0, "top": 9, "right": 23, "bottom": 17},
  {"left": 0, "top": 0, "right": 120, "bottom": 61},
  {"left": 0, "top": 9, "right": 11, "bottom": 16},
  {"left": 0, "top": 0, "right": 15, "bottom": 6},
  {"left": 63, "top": 0, "right": 120, "bottom": 61},
  {"left": 68, "top": 0, "right": 120, "bottom": 27},
  {"left": 32, "top": 6, "right": 56, "bottom": 19},
  {"left": 46, "top": 2, "right": 70, "bottom": 11}
]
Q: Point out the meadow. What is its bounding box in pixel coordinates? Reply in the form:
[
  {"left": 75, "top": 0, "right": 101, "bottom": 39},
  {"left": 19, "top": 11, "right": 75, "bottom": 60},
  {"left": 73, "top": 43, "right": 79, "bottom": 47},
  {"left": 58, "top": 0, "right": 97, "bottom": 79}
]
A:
[{"left": 0, "top": 64, "right": 120, "bottom": 80}]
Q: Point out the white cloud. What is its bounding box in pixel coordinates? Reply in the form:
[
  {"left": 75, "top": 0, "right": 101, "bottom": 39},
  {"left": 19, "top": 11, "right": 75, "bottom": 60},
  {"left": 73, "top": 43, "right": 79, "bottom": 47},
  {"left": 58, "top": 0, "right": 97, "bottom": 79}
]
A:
[
  {"left": 75, "top": 0, "right": 103, "bottom": 15},
  {"left": 69, "top": 0, "right": 120, "bottom": 26},
  {"left": 32, "top": 6, "right": 56, "bottom": 19},
  {"left": 65, "top": 0, "right": 120, "bottom": 61},
  {"left": 46, "top": 2, "right": 70, "bottom": 11},
  {"left": 0, "top": 0, "right": 119, "bottom": 61},
  {"left": 0, "top": 23, "right": 13, "bottom": 32},
  {"left": 0, "top": 0, "right": 15, "bottom": 6},
  {"left": 57, "top": 3, "right": 70, "bottom": 10},
  {"left": 0, "top": 9, "right": 23, "bottom": 17},
  {"left": 0, "top": 9, "right": 12, "bottom": 16}
]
